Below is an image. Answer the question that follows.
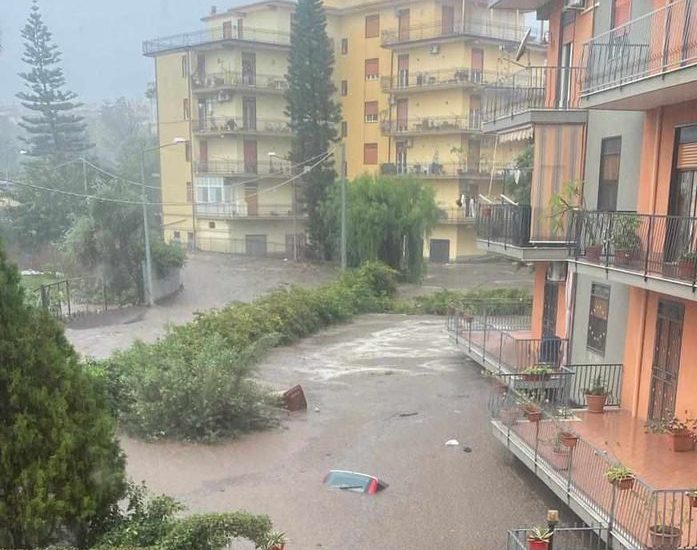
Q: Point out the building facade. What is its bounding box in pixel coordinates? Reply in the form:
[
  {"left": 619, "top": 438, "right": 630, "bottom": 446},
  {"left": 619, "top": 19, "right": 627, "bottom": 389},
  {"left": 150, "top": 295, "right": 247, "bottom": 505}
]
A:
[
  {"left": 144, "top": 0, "right": 544, "bottom": 262},
  {"left": 453, "top": 0, "right": 697, "bottom": 548}
]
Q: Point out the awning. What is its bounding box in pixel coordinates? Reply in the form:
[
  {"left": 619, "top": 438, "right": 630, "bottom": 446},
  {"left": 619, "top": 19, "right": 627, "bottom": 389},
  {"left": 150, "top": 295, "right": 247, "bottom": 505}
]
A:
[{"left": 497, "top": 125, "right": 534, "bottom": 144}]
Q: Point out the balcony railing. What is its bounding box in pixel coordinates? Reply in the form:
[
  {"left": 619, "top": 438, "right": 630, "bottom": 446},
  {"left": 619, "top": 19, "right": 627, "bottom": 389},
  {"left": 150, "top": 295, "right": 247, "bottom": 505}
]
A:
[
  {"left": 194, "top": 117, "right": 292, "bottom": 136},
  {"left": 143, "top": 25, "right": 291, "bottom": 55},
  {"left": 194, "top": 159, "right": 292, "bottom": 177},
  {"left": 439, "top": 207, "right": 475, "bottom": 224},
  {"left": 381, "top": 19, "right": 537, "bottom": 47},
  {"left": 379, "top": 161, "right": 502, "bottom": 179},
  {"left": 581, "top": 0, "right": 697, "bottom": 95},
  {"left": 484, "top": 66, "right": 583, "bottom": 123},
  {"left": 506, "top": 526, "right": 612, "bottom": 550},
  {"left": 570, "top": 210, "right": 697, "bottom": 286},
  {"left": 476, "top": 203, "right": 531, "bottom": 248},
  {"left": 381, "top": 115, "right": 480, "bottom": 136},
  {"left": 192, "top": 72, "right": 288, "bottom": 93},
  {"left": 489, "top": 389, "right": 697, "bottom": 549},
  {"left": 380, "top": 67, "right": 497, "bottom": 93},
  {"left": 195, "top": 202, "right": 303, "bottom": 219}
]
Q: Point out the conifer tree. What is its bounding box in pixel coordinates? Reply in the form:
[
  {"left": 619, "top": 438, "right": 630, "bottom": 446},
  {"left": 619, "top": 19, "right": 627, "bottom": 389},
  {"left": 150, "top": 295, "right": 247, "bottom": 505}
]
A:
[
  {"left": 16, "top": 0, "right": 91, "bottom": 158},
  {"left": 285, "top": 0, "right": 342, "bottom": 258},
  {"left": 0, "top": 242, "right": 125, "bottom": 547}
]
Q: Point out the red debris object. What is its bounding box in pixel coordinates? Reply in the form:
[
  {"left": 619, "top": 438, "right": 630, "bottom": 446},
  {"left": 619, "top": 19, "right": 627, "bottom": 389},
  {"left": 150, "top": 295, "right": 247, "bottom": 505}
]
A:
[{"left": 282, "top": 384, "right": 307, "bottom": 411}]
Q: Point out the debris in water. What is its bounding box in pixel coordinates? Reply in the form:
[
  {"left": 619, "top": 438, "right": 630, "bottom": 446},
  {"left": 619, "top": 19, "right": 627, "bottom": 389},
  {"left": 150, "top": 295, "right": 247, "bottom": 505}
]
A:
[
  {"left": 463, "top": 446, "right": 472, "bottom": 453},
  {"left": 282, "top": 384, "right": 307, "bottom": 411},
  {"left": 445, "top": 439, "right": 459, "bottom": 447},
  {"left": 398, "top": 412, "right": 418, "bottom": 418},
  {"left": 314, "top": 407, "right": 321, "bottom": 413}
]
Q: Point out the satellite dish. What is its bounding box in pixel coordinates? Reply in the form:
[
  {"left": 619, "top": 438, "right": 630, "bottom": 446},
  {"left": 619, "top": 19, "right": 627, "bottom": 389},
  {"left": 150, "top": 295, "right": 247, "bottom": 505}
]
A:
[{"left": 515, "top": 28, "right": 532, "bottom": 63}]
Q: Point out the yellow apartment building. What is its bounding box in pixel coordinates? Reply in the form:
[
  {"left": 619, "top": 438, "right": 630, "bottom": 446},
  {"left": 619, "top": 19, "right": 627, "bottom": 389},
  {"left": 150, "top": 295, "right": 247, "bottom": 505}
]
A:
[{"left": 144, "top": 0, "right": 544, "bottom": 262}]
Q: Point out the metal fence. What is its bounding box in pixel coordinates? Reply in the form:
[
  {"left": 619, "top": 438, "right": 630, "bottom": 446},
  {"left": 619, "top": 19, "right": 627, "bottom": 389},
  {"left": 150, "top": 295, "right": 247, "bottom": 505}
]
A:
[
  {"left": 565, "top": 364, "right": 623, "bottom": 408},
  {"left": 476, "top": 203, "right": 532, "bottom": 248},
  {"left": 381, "top": 19, "right": 537, "bottom": 46},
  {"left": 143, "top": 25, "right": 291, "bottom": 55},
  {"left": 380, "top": 67, "right": 497, "bottom": 92},
  {"left": 195, "top": 202, "right": 304, "bottom": 219},
  {"left": 507, "top": 526, "right": 611, "bottom": 550},
  {"left": 33, "top": 277, "right": 114, "bottom": 321},
  {"left": 194, "top": 159, "right": 293, "bottom": 177},
  {"left": 570, "top": 210, "right": 697, "bottom": 286},
  {"left": 380, "top": 115, "right": 481, "bottom": 135},
  {"left": 194, "top": 117, "right": 292, "bottom": 135},
  {"left": 191, "top": 71, "right": 287, "bottom": 92},
  {"left": 581, "top": 0, "right": 697, "bottom": 95}
]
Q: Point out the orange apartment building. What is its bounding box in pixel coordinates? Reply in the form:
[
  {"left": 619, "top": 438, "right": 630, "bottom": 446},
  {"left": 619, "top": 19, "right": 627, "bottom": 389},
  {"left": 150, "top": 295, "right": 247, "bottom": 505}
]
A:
[
  {"left": 449, "top": 0, "right": 697, "bottom": 548},
  {"left": 144, "top": 0, "right": 544, "bottom": 262}
]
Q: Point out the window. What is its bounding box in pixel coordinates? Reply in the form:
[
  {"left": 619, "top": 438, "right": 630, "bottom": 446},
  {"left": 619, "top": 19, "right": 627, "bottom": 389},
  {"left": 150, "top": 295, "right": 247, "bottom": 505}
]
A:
[
  {"left": 598, "top": 137, "right": 621, "bottom": 211},
  {"left": 183, "top": 98, "right": 190, "bottom": 120},
  {"left": 341, "top": 121, "right": 348, "bottom": 138},
  {"left": 364, "top": 143, "right": 378, "bottom": 165},
  {"left": 186, "top": 181, "right": 193, "bottom": 203},
  {"left": 365, "top": 14, "right": 380, "bottom": 38},
  {"left": 364, "top": 101, "right": 378, "bottom": 123},
  {"left": 611, "top": 0, "right": 631, "bottom": 28},
  {"left": 341, "top": 38, "right": 348, "bottom": 54},
  {"left": 365, "top": 58, "right": 379, "bottom": 80},
  {"left": 181, "top": 55, "right": 188, "bottom": 77},
  {"left": 185, "top": 141, "right": 191, "bottom": 162},
  {"left": 196, "top": 179, "right": 224, "bottom": 203},
  {"left": 173, "top": 231, "right": 181, "bottom": 240},
  {"left": 209, "top": 221, "right": 216, "bottom": 229},
  {"left": 341, "top": 80, "right": 348, "bottom": 96},
  {"left": 587, "top": 284, "right": 610, "bottom": 354}
]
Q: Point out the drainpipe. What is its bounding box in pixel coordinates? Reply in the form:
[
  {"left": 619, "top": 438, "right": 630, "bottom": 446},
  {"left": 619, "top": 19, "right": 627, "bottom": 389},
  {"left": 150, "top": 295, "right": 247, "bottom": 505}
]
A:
[{"left": 631, "top": 107, "right": 663, "bottom": 417}]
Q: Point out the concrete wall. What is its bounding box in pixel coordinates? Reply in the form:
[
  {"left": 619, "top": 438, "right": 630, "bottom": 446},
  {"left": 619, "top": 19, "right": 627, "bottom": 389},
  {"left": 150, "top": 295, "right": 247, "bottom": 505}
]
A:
[{"left": 149, "top": 267, "right": 183, "bottom": 303}]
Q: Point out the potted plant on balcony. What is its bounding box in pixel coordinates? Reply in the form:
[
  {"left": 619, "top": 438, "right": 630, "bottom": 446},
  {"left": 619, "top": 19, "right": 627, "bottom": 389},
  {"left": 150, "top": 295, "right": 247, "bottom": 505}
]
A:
[
  {"left": 585, "top": 376, "right": 608, "bottom": 414},
  {"left": 522, "top": 365, "right": 554, "bottom": 382},
  {"left": 558, "top": 430, "right": 579, "bottom": 449},
  {"left": 687, "top": 489, "right": 697, "bottom": 508},
  {"left": 611, "top": 214, "right": 641, "bottom": 266},
  {"left": 605, "top": 464, "right": 635, "bottom": 491},
  {"left": 649, "top": 506, "right": 684, "bottom": 550},
  {"left": 264, "top": 531, "right": 287, "bottom": 550},
  {"left": 527, "top": 527, "right": 553, "bottom": 550},
  {"left": 652, "top": 414, "right": 697, "bottom": 452},
  {"left": 549, "top": 434, "right": 571, "bottom": 471},
  {"left": 521, "top": 402, "right": 543, "bottom": 423},
  {"left": 678, "top": 250, "right": 697, "bottom": 280}
]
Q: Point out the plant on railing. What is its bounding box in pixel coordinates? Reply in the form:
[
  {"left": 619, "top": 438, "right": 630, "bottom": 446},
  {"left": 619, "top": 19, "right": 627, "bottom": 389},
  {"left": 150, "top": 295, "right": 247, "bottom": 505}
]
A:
[
  {"left": 548, "top": 180, "right": 583, "bottom": 240},
  {"left": 605, "top": 464, "right": 635, "bottom": 491},
  {"left": 649, "top": 501, "right": 687, "bottom": 550},
  {"left": 558, "top": 430, "right": 579, "bottom": 449},
  {"left": 520, "top": 398, "right": 543, "bottom": 423},
  {"left": 686, "top": 489, "right": 697, "bottom": 508},
  {"left": 678, "top": 250, "right": 697, "bottom": 280},
  {"left": 611, "top": 214, "right": 641, "bottom": 266},
  {"left": 645, "top": 412, "right": 697, "bottom": 452},
  {"left": 522, "top": 365, "right": 554, "bottom": 381},
  {"left": 527, "top": 527, "right": 553, "bottom": 550},
  {"left": 585, "top": 375, "right": 608, "bottom": 414},
  {"left": 264, "top": 531, "right": 287, "bottom": 550}
]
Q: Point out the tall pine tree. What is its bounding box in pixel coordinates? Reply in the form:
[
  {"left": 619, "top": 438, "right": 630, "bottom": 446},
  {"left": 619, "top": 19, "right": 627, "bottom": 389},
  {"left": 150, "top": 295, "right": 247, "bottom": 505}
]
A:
[
  {"left": 17, "top": 0, "right": 91, "bottom": 158},
  {"left": 285, "top": 0, "right": 342, "bottom": 258},
  {"left": 0, "top": 241, "right": 126, "bottom": 547}
]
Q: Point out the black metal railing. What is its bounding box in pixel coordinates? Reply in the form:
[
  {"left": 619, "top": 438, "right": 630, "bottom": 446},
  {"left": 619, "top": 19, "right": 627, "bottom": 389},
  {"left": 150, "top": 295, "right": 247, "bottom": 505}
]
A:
[
  {"left": 484, "top": 66, "right": 583, "bottom": 123},
  {"left": 195, "top": 202, "right": 304, "bottom": 219},
  {"left": 380, "top": 67, "right": 497, "bottom": 92},
  {"left": 143, "top": 25, "right": 291, "bottom": 55},
  {"left": 581, "top": 0, "right": 697, "bottom": 95},
  {"left": 381, "top": 115, "right": 480, "bottom": 135},
  {"left": 476, "top": 203, "right": 531, "bottom": 248},
  {"left": 191, "top": 71, "right": 288, "bottom": 92},
  {"left": 194, "top": 117, "right": 292, "bottom": 135},
  {"left": 570, "top": 210, "right": 697, "bottom": 286},
  {"left": 381, "top": 19, "right": 538, "bottom": 46},
  {"left": 194, "top": 159, "right": 292, "bottom": 177},
  {"left": 565, "top": 364, "right": 624, "bottom": 408},
  {"left": 439, "top": 207, "right": 476, "bottom": 224},
  {"left": 379, "top": 160, "right": 502, "bottom": 179}
]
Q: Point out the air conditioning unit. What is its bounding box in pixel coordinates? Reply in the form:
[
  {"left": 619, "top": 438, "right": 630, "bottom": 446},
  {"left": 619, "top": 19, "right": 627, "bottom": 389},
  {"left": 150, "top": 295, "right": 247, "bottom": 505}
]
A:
[
  {"left": 217, "top": 90, "right": 232, "bottom": 102},
  {"left": 429, "top": 44, "right": 440, "bottom": 55},
  {"left": 547, "top": 262, "right": 568, "bottom": 283},
  {"left": 564, "top": 0, "right": 586, "bottom": 10}
]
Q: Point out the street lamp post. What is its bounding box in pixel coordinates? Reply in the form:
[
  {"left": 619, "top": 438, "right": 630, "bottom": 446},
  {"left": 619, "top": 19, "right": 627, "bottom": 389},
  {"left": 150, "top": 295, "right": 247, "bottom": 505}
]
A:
[{"left": 141, "top": 137, "right": 186, "bottom": 306}]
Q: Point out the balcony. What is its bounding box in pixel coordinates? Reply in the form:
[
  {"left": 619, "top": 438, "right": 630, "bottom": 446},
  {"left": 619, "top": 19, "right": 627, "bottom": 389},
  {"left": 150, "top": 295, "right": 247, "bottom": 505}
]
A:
[
  {"left": 439, "top": 207, "right": 476, "bottom": 225},
  {"left": 580, "top": 0, "right": 697, "bottom": 110},
  {"left": 476, "top": 203, "right": 569, "bottom": 261},
  {"left": 194, "top": 159, "right": 292, "bottom": 178},
  {"left": 381, "top": 19, "right": 540, "bottom": 48},
  {"left": 195, "top": 202, "right": 304, "bottom": 220},
  {"left": 194, "top": 117, "right": 292, "bottom": 137},
  {"left": 380, "top": 67, "right": 496, "bottom": 94},
  {"left": 506, "top": 526, "right": 613, "bottom": 550},
  {"left": 483, "top": 66, "right": 587, "bottom": 134},
  {"left": 143, "top": 25, "right": 290, "bottom": 56},
  {"left": 379, "top": 160, "right": 503, "bottom": 180},
  {"left": 381, "top": 115, "right": 480, "bottom": 136},
  {"left": 488, "top": 391, "right": 697, "bottom": 550},
  {"left": 192, "top": 72, "right": 288, "bottom": 95},
  {"left": 570, "top": 210, "right": 697, "bottom": 300}
]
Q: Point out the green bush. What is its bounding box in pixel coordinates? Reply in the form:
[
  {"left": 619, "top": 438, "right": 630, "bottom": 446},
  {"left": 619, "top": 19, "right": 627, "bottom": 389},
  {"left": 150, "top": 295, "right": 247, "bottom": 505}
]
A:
[
  {"left": 394, "top": 287, "right": 532, "bottom": 316},
  {"left": 93, "top": 262, "right": 398, "bottom": 442}
]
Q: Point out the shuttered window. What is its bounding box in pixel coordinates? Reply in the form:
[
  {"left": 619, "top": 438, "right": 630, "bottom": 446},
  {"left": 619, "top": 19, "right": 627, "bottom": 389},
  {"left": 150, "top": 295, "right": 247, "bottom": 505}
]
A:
[
  {"left": 364, "top": 143, "right": 378, "bottom": 165},
  {"left": 364, "top": 101, "right": 378, "bottom": 123},
  {"left": 587, "top": 284, "right": 610, "bottom": 354},
  {"left": 365, "top": 58, "right": 379, "bottom": 80},
  {"left": 677, "top": 142, "right": 697, "bottom": 169},
  {"left": 365, "top": 15, "right": 380, "bottom": 38},
  {"left": 598, "top": 137, "right": 621, "bottom": 211},
  {"left": 612, "top": 0, "right": 631, "bottom": 28}
]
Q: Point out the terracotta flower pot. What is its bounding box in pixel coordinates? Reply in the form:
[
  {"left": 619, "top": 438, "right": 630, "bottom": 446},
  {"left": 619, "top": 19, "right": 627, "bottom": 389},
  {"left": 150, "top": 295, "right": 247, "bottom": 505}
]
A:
[
  {"left": 525, "top": 409, "right": 542, "bottom": 423},
  {"left": 688, "top": 494, "right": 697, "bottom": 508},
  {"left": 585, "top": 244, "right": 601, "bottom": 262},
  {"left": 668, "top": 430, "right": 695, "bottom": 452},
  {"left": 559, "top": 432, "right": 578, "bottom": 449},
  {"left": 649, "top": 525, "right": 682, "bottom": 550},
  {"left": 550, "top": 448, "right": 569, "bottom": 471},
  {"left": 528, "top": 540, "right": 549, "bottom": 550},
  {"left": 613, "top": 476, "right": 635, "bottom": 491},
  {"left": 614, "top": 249, "right": 633, "bottom": 266},
  {"left": 678, "top": 259, "right": 696, "bottom": 280},
  {"left": 585, "top": 393, "right": 607, "bottom": 414}
]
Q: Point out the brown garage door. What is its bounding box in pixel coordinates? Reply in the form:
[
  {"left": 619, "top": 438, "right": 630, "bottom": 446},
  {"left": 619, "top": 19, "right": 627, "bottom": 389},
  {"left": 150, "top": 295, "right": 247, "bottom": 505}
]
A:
[{"left": 429, "top": 239, "right": 450, "bottom": 263}]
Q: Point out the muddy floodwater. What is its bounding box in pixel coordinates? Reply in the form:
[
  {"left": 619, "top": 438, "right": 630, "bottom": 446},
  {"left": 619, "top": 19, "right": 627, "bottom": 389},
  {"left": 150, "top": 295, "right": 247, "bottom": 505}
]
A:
[{"left": 123, "top": 314, "right": 571, "bottom": 550}]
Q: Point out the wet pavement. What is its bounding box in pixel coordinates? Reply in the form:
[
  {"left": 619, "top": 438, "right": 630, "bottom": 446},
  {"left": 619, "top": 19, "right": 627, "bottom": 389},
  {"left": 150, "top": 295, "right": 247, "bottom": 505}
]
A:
[{"left": 122, "top": 314, "right": 572, "bottom": 550}]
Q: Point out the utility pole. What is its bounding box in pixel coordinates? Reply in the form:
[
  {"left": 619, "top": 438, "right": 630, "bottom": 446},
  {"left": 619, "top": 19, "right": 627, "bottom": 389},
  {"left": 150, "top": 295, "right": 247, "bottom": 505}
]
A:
[
  {"left": 340, "top": 141, "right": 347, "bottom": 271},
  {"left": 140, "top": 152, "right": 155, "bottom": 307}
]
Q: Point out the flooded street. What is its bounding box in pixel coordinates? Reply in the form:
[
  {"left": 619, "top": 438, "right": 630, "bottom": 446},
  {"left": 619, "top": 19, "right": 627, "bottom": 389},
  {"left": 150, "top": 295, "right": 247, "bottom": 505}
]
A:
[{"left": 123, "top": 314, "right": 569, "bottom": 550}]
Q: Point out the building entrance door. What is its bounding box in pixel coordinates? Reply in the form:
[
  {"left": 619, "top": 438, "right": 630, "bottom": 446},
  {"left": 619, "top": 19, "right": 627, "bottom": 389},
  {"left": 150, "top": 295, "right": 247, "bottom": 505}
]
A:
[{"left": 648, "top": 300, "right": 684, "bottom": 422}]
